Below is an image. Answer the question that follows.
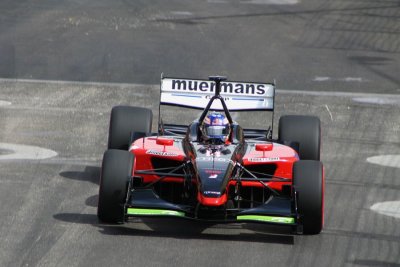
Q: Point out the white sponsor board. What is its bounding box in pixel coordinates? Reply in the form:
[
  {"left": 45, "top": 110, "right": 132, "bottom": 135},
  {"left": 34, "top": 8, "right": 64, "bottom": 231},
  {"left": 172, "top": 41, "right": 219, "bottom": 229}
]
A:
[{"left": 161, "top": 78, "right": 275, "bottom": 111}]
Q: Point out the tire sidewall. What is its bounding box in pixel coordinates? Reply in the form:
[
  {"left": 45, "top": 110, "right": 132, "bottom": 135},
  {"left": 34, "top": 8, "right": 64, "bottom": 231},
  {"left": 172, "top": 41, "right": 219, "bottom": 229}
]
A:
[
  {"left": 97, "top": 149, "right": 134, "bottom": 223},
  {"left": 293, "top": 160, "right": 324, "bottom": 235}
]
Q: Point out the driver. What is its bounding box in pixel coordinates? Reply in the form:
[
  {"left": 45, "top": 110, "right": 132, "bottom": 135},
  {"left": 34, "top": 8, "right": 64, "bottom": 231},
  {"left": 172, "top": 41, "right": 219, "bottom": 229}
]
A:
[{"left": 200, "top": 112, "right": 231, "bottom": 144}]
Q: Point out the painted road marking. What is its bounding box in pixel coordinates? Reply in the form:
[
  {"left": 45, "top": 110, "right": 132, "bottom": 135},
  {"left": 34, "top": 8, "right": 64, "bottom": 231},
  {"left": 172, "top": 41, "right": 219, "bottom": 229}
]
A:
[
  {"left": 371, "top": 201, "right": 400, "bottom": 219},
  {"left": 0, "top": 100, "right": 11, "bottom": 106},
  {"left": 0, "top": 78, "right": 400, "bottom": 101},
  {"left": 313, "top": 76, "right": 368, "bottom": 82},
  {"left": 0, "top": 143, "right": 57, "bottom": 160},
  {"left": 2, "top": 77, "right": 400, "bottom": 99},
  {"left": 240, "top": 0, "right": 299, "bottom": 4},
  {"left": 367, "top": 155, "right": 400, "bottom": 219},
  {"left": 171, "top": 11, "right": 193, "bottom": 16},
  {"left": 352, "top": 97, "right": 400, "bottom": 106},
  {"left": 0, "top": 78, "right": 143, "bottom": 88},
  {"left": 207, "top": 0, "right": 299, "bottom": 3},
  {"left": 366, "top": 155, "right": 400, "bottom": 168}
]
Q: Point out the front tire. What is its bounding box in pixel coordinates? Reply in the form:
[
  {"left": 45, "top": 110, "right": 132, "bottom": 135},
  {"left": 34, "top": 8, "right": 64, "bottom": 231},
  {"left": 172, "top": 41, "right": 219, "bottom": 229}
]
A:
[
  {"left": 97, "top": 149, "right": 134, "bottom": 223},
  {"left": 293, "top": 160, "right": 324, "bottom": 235}
]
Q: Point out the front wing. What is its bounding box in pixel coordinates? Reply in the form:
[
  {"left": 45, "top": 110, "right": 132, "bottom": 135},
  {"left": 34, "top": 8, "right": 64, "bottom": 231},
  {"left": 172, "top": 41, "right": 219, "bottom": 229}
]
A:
[{"left": 124, "top": 188, "right": 297, "bottom": 226}]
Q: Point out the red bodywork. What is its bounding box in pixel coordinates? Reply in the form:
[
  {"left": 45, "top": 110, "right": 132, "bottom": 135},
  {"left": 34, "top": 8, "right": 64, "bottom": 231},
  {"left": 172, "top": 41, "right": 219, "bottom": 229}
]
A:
[{"left": 129, "top": 137, "right": 299, "bottom": 207}]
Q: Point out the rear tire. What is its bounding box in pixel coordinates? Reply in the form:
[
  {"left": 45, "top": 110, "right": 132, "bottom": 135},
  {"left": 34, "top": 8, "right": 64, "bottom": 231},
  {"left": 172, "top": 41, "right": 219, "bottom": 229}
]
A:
[
  {"left": 108, "top": 106, "right": 152, "bottom": 150},
  {"left": 97, "top": 149, "right": 134, "bottom": 223},
  {"left": 293, "top": 160, "right": 324, "bottom": 235},
  {"left": 278, "top": 115, "right": 321, "bottom": 160}
]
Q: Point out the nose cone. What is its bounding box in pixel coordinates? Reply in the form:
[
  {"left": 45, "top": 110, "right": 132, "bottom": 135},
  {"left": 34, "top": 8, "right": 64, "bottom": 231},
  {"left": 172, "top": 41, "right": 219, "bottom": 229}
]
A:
[
  {"left": 195, "top": 154, "right": 234, "bottom": 206},
  {"left": 197, "top": 192, "right": 228, "bottom": 206}
]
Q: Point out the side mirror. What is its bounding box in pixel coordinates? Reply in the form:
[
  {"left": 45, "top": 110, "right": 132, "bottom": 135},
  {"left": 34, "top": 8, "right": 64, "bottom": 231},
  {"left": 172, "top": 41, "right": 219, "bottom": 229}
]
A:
[
  {"left": 156, "top": 138, "right": 174, "bottom": 152},
  {"left": 255, "top": 143, "right": 273, "bottom": 152},
  {"left": 156, "top": 138, "right": 174, "bottom": 146}
]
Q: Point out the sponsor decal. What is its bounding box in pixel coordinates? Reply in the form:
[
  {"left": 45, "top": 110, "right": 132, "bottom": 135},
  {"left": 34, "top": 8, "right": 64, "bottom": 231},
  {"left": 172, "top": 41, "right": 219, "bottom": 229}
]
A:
[
  {"left": 160, "top": 78, "right": 275, "bottom": 111},
  {"left": 170, "top": 79, "right": 268, "bottom": 96},
  {"left": 248, "top": 157, "right": 280, "bottom": 162},
  {"left": 146, "top": 150, "right": 178, "bottom": 157},
  {"left": 197, "top": 157, "right": 232, "bottom": 163},
  {"left": 203, "top": 191, "right": 221, "bottom": 196},
  {"left": 204, "top": 169, "right": 223, "bottom": 175},
  {"left": 205, "top": 95, "right": 230, "bottom": 101}
]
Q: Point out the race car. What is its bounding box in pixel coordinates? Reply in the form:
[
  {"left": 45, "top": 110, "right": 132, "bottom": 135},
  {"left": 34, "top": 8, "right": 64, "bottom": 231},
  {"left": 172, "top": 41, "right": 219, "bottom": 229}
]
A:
[{"left": 97, "top": 75, "right": 324, "bottom": 235}]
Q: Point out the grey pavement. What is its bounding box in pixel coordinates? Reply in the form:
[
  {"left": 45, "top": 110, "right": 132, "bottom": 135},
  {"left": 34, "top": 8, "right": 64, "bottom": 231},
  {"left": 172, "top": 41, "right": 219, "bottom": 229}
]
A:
[{"left": 0, "top": 0, "right": 399, "bottom": 266}]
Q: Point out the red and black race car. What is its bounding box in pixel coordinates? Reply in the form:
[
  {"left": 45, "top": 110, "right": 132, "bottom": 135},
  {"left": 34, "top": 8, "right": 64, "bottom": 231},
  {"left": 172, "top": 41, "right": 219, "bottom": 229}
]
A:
[{"left": 97, "top": 76, "right": 324, "bottom": 235}]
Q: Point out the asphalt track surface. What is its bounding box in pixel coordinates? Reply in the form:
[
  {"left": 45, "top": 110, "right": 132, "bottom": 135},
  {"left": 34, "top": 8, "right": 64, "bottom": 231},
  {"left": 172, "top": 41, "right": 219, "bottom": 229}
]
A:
[{"left": 0, "top": 1, "right": 399, "bottom": 267}]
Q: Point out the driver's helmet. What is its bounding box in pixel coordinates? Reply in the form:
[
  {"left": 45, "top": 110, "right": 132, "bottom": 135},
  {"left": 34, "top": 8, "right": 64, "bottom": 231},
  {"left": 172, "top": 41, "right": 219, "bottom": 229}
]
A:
[{"left": 201, "top": 112, "right": 230, "bottom": 142}]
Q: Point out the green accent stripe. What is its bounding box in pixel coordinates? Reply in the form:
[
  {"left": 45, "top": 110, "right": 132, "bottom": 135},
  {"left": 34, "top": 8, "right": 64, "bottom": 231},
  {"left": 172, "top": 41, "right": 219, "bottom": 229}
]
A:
[
  {"left": 237, "top": 215, "right": 295, "bottom": 224},
  {"left": 127, "top": 208, "right": 185, "bottom": 217}
]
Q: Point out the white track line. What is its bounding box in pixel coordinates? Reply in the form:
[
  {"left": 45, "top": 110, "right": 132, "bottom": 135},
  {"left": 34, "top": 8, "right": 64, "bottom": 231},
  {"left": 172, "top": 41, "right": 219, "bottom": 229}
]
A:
[
  {"left": 1, "top": 77, "right": 400, "bottom": 99},
  {"left": 367, "top": 155, "right": 400, "bottom": 168},
  {"left": 0, "top": 143, "right": 57, "bottom": 160},
  {"left": 0, "top": 78, "right": 144, "bottom": 88},
  {"left": 371, "top": 201, "right": 400, "bottom": 219}
]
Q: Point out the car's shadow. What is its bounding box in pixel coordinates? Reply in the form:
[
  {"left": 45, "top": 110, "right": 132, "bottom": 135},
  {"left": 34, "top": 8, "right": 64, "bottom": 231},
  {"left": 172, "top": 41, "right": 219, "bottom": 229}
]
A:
[
  {"left": 57, "top": 165, "right": 294, "bottom": 244},
  {"left": 59, "top": 166, "right": 100, "bottom": 185},
  {"left": 54, "top": 208, "right": 294, "bottom": 245}
]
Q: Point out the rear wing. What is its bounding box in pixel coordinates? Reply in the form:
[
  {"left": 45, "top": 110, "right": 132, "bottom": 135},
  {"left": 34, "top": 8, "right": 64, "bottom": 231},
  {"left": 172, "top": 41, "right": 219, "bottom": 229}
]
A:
[
  {"left": 158, "top": 76, "right": 276, "bottom": 140},
  {"left": 160, "top": 77, "right": 275, "bottom": 111}
]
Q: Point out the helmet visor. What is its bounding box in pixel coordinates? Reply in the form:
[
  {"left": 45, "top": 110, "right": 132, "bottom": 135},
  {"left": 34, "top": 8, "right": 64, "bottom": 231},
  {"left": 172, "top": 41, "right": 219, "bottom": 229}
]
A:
[{"left": 205, "top": 125, "right": 230, "bottom": 138}]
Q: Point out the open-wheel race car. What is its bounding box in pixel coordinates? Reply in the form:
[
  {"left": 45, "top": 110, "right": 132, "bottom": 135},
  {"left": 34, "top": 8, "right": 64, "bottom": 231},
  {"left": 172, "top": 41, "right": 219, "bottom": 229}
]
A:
[{"left": 97, "top": 75, "right": 324, "bottom": 235}]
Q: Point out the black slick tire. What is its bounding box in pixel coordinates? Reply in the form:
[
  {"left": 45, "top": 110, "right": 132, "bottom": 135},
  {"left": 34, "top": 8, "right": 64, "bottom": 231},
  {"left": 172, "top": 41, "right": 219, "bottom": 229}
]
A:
[
  {"left": 293, "top": 160, "right": 324, "bottom": 235},
  {"left": 108, "top": 106, "right": 152, "bottom": 150},
  {"left": 97, "top": 149, "right": 134, "bottom": 223},
  {"left": 278, "top": 115, "right": 321, "bottom": 160}
]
